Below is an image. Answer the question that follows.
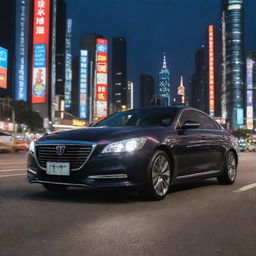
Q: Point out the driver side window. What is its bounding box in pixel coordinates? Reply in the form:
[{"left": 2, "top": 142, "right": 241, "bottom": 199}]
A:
[{"left": 178, "top": 110, "right": 197, "bottom": 128}]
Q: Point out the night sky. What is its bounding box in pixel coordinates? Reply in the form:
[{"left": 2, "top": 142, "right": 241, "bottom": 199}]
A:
[{"left": 66, "top": 0, "right": 256, "bottom": 106}]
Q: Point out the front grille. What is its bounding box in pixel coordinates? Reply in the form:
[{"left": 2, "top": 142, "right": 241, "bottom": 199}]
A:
[{"left": 36, "top": 144, "right": 93, "bottom": 170}]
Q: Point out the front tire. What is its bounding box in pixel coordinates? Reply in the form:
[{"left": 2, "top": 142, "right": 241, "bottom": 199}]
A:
[
  {"left": 142, "top": 150, "right": 172, "bottom": 200},
  {"left": 42, "top": 184, "right": 68, "bottom": 191},
  {"left": 217, "top": 151, "right": 237, "bottom": 185}
]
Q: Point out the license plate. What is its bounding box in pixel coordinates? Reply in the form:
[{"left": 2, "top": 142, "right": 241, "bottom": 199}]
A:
[{"left": 46, "top": 162, "right": 70, "bottom": 176}]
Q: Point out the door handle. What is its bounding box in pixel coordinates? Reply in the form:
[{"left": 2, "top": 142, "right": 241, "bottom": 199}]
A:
[{"left": 201, "top": 136, "right": 207, "bottom": 140}]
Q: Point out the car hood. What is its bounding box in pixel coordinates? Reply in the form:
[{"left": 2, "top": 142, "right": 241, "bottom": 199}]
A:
[{"left": 38, "top": 126, "right": 167, "bottom": 145}]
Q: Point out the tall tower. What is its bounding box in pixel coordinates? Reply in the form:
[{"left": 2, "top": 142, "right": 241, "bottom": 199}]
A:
[
  {"left": 221, "top": 0, "right": 245, "bottom": 130},
  {"left": 158, "top": 53, "right": 171, "bottom": 106},
  {"left": 177, "top": 76, "right": 185, "bottom": 104}
]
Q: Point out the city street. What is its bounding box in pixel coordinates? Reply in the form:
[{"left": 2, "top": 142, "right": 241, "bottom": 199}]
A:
[{"left": 0, "top": 152, "right": 256, "bottom": 256}]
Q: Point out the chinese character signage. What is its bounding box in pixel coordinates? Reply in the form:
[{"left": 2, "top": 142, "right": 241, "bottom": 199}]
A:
[
  {"left": 95, "top": 38, "right": 108, "bottom": 119},
  {"left": 15, "top": 0, "right": 29, "bottom": 101},
  {"left": 79, "top": 50, "right": 88, "bottom": 119},
  {"left": 208, "top": 25, "right": 215, "bottom": 117},
  {"left": 0, "top": 47, "right": 8, "bottom": 89},
  {"left": 32, "top": 0, "right": 50, "bottom": 103},
  {"left": 246, "top": 58, "right": 253, "bottom": 130}
]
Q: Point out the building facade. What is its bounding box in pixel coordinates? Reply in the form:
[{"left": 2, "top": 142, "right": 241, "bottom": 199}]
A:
[
  {"left": 75, "top": 34, "right": 108, "bottom": 122},
  {"left": 190, "top": 46, "right": 208, "bottom": 113},
  {"left": 140, "top": 75, "right": 154, "bottom": 107},
  {"left": 221, "top": 0, "right": 245, "bottom": 130},
  {"left": 246, "top": 51, "right": 256, "bottom": 130},
  {"left": 190, "top": 25, "right": 222, "bottom": 117},
  {"left": 64, "top": 18, "right": 72, "bottom": 111},
  {"left": 112, "top": 37, "right": 127, "bottom": 112},
  {"left": 0, "top": 0, "right": 32, "bottom": 101}
]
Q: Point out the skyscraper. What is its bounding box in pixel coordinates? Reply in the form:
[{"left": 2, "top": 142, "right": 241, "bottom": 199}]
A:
[
  {"left": 55, "top": 0, "right": 67, "bottom": 96},
  {"left": 78, "top": 34, "right": 100, "bottom": 121},
  {"left": 112, "top": 37, "right": 127, "bottom": 113},
  {"left": 190, "top": 46, "right": 208, "bottom": 113},
  {"left": 158, "top": 53, "right": 171, "bottom": 106},
  {"left": 31, "top": 0, "right": 68, "bottom": 122},
  {"left": 140, "top": 75, "right": 154, "bottom": 107},
  {"left": 190, "top": 24, "right": 222, "bottom": 117},
  {"left": 77, "top": 34, "right": 107, "bottom": 122},
  {"left": 177, "top": 76, "right": 186, "bottom": 105},
  {"left": 0, "top": 0, "right": 32, "bottom": 101},
  {"left": 221, "top": 0, "right": 245, "bottom": 130}
]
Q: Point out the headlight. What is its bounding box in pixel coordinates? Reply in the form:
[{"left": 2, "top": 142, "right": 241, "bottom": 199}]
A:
[
  {"left": 29, "top": 140, "right": 35, "bottom": 153},
  {"left": 102, "top": 137, "right": 147, "bottom": 154}
]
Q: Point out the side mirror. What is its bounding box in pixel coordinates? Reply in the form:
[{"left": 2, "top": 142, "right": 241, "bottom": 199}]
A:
[{"left": 182, "top": 120, "right": 200, "bottom": 130}]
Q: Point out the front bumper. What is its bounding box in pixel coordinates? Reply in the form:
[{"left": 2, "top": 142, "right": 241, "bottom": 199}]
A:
[{"left": 26, "top": 148, "right": 152, "bottom": 190}]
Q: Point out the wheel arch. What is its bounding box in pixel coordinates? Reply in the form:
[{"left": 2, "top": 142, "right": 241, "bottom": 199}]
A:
[
  {"left": 229, "top": 148, "right": 238, "bottom": 166},
  {"left": 154, "top": 144, "right": 176, "bottom": 180}
]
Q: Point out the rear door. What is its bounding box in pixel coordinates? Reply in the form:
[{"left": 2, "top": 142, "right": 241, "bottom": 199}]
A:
[
  {"left": 172, "top": 109, "right": 208, "bottom": 177},
  {"left": 194, "top": 111, "right": 226, "bottom": 171}
]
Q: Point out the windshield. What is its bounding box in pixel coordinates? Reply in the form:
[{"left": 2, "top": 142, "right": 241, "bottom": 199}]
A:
[{"left": 94, "top": 108, "right": 177, "bottom": 127}]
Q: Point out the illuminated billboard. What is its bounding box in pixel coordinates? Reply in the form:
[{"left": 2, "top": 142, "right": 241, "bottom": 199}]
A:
[
  {"left": 32, "top": 0, "right": 50, "bottom": 103},
  {"left": 64, "top": 19, "right": 72, "bottom": 109},
  {"left": 0, "top": 47, "right": 8, "bottom": 89},
  {"left": 208, "top": 25, "right": 215, "bottom": 117},
  {"left": 15, "top": 0, "right": 29, "bottom": 101},
  {"left": 79, "top": 50, "right": 88, "bottom": 119},
  {"left": 236, "top": 107, "right": 244, "bottom": 125},
  {"left": 95, "top": 38, "right": 108, "bottom": 119},
  {"left": 246, "top": 58, "right": 253, "bottom": 130}
]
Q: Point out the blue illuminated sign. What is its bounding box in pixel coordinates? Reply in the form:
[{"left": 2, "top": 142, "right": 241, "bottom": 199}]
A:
[
  {"left": 15, "top": 0, "right": 29, "bottom": 101},
  {"left": 0, "top": 47, "right": 8, "bottom": 68},
  {"left": 96, "top": 44, "right": 107, "bottom": 53},
  {"left": 79, "top": 50, "right": 88, "bottom": 119},
  {"left": 236, "top": 108, "right": 244, "bottom": 125}
]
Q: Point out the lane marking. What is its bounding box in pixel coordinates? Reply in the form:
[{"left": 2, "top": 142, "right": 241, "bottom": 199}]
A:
[
  {"left": 0, "top": 169, "right": 25, "bottom": 172},
  {"left": 235, "top": 183, "right": 256, "bottom": 192},
  {"left": 0, "top": 174, "right": 24, "bottom": 178},
  {"left": 0, "top": 161, "right": 25, "bottom": 164}
]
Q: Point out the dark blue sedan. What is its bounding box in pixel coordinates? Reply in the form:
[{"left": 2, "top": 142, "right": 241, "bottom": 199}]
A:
[{"left": 26, "top": 106, "right": 239, "bottom": 200}]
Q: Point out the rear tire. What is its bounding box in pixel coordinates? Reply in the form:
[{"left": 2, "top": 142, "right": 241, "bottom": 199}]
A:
[
  {"left": 42, "top": 184, "right": 68, "bottom": 191},
  {"left": 217, "top": 151, "right": 237, "bottom": 185},
  {"left": 141, "top": 150, "right": 172, "bottom": 200}
]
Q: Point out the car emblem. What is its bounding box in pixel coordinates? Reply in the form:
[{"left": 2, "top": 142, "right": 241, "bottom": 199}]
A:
[{"left": 56, "top": 145, "right": 66, "bottom": 156}]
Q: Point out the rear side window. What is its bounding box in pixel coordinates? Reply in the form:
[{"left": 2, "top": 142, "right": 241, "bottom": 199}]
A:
[
  {"left": 195, "top": 111, "right": 219, "bottom": 130},
  {"left": 178, "top": 110, "right": 197, "bottom": 127}
]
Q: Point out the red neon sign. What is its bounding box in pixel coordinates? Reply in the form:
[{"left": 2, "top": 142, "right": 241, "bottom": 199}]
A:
[
  {"left": 32, "top": 0, "right": 50, "bottom": 103},
  {"left": 208, "top": 25, "right": 215, "bottom": 116}
]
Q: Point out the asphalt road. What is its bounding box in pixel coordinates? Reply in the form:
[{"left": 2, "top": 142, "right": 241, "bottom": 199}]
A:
[{"left": 1, "top": 151, "right": 256, "bottom": 256}]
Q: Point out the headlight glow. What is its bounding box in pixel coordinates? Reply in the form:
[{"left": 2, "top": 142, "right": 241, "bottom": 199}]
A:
[
  {"left": 29, "top": 140, "right": 35, "bottom": 153},
  {"left": 102, "top": 137, "right": 147, "bottom": 154}
]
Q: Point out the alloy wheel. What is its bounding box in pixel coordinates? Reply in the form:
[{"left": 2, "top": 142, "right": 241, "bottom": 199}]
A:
[
  {"left": 227, "top": 153, "right": 237, "bottom": 181},
  {"left": 152, "top": 154, "right": 171, "bottom": 196}
]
